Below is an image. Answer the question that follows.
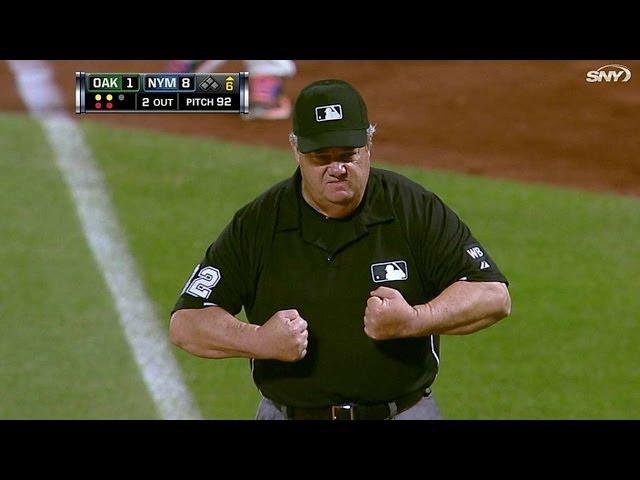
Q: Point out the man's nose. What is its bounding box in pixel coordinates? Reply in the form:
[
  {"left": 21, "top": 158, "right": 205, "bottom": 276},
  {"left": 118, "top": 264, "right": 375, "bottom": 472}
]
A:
[{"left": 328, "top": 161, "right": 347, "bottom": 176}]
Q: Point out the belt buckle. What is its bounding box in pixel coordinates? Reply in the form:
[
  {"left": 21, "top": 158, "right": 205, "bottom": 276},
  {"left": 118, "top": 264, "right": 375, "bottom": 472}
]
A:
[{"left": 331, "top": 404, "right": 355, "bottom": 420}]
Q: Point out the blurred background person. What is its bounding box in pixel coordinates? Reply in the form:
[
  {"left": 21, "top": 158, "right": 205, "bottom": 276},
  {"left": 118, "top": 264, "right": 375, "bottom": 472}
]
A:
[{"left": 167, "top": 60, "right": 296, "bottom": 120}]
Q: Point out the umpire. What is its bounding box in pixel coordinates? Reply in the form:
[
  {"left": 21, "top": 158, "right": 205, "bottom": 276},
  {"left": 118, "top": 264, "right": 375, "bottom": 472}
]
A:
[{"left": 170, "top": 79, "right": 511, "bottom": 420}]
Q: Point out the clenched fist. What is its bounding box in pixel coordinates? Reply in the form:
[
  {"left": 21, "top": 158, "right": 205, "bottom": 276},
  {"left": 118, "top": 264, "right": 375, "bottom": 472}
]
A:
[
  {"left": 257, "top": 309, "right": 308, "bottom": 361},
  {"left": 364, "top": 287, "right": 420, "bottom": 340}
]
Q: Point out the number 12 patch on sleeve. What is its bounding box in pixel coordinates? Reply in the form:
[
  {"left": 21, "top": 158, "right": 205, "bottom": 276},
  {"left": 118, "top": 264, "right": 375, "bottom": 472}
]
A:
[{"left": 182, "top": 264, "right": 221, "bottom": 299}]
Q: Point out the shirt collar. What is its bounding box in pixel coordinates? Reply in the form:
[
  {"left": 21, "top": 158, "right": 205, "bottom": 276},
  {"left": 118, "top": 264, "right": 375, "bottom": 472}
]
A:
[{"left": 276, "top": 167, "right": 395, "bottom": 232}]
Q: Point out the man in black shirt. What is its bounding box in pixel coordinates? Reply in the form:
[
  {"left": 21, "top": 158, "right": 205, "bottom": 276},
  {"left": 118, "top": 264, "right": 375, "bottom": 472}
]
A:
[{"left": 170, "top": 79, "right": 511, "bottom": 420}]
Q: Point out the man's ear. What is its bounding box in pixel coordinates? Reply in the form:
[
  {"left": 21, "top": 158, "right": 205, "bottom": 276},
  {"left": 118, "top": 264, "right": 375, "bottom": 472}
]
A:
[
  {"left": 363, "top": 144, "right": 372, "bottom": 162},
  {"left": 290, "top": 140, "right": 301, "bottom": 165}
]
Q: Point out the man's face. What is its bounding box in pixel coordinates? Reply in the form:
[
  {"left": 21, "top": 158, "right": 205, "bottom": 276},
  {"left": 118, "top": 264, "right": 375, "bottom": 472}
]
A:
[{"left": 295, "top": 145, "right": 371, "bottom": 217}]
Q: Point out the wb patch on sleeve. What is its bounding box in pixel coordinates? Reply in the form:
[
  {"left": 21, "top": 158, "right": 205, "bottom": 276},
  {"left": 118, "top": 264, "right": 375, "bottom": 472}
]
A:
[
  {"left": 466, "top": 245, "right": 484, "bottom": 260},
  {"left": 465, "top": 245, "right": 492, "bottom": 271}
]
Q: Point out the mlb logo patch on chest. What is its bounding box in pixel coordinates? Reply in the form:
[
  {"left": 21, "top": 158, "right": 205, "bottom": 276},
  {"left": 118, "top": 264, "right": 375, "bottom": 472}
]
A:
[{"left": 371, "top": 260, "right": 408, "bottom": 283}]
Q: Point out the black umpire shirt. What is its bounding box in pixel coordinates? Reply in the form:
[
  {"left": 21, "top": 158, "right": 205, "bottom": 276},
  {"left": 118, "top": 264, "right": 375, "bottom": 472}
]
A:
[{"left": 172, "top": 167, "right": 508, "bottom": 407}]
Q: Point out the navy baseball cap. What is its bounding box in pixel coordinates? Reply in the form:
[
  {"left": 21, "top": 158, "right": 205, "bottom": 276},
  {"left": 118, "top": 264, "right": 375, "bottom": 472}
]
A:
[{"left": 292, "top": 79, "right": 369, "bottom": 153}]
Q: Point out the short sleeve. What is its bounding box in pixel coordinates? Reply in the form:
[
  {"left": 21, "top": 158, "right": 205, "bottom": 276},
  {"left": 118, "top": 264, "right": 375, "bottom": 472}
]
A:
[
  {"left": 171, "top": 209, "right": 253, "bottom": 316},
  {"left": 422, "top": 193, "right": 509, "bottom": 294}
]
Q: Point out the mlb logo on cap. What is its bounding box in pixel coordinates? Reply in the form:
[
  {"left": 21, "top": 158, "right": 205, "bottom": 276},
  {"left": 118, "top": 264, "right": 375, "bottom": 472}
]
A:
[
  {"left": 293, "top": 79, "right": 369, "bottom": 153},
  {"left": 315, "top": 104, "right": 343, "bottom": 122}
]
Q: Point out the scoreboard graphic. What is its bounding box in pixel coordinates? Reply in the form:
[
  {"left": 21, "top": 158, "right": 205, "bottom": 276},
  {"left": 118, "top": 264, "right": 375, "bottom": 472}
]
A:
[{"left": 75, "top": 72, "right": 249, "bottom": 113}]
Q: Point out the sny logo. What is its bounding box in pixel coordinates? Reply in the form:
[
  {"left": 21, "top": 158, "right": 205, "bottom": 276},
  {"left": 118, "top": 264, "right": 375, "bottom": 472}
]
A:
[{"left": 585, "top": 64, "right": 632, "bottom": 83}]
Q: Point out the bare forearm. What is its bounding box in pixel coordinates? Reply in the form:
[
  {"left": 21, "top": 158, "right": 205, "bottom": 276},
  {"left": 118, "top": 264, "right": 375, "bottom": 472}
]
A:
[
  {"left": 414, "top": 281, "right": 511, "bottom": 335},
  {"left": 170, "top": 307, "right": 261, "bottom": 359}
]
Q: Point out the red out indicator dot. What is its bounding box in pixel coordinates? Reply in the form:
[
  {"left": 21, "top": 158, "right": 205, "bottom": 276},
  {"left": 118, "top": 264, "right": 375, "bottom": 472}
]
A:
[
  {"left": 95, "top": 102, "right": 102, "bottom": 109},
  {"left": 106, "top": 102, "right": 113, "bottom": 109}
]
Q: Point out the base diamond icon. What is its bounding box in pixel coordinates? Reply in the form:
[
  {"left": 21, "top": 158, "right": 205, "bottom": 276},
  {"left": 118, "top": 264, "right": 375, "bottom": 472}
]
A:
[{"left": 199, "top": 76, "right": 220, "bottom": 91}]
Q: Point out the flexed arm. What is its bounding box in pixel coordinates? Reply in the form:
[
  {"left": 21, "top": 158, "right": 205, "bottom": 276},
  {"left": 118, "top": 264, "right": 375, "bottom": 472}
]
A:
[
  {"left": 170, "top": 306, "right": 308, "bottom": 361},
  {"left": 363, "top": 281, "right": 511, "bottom": 340}
]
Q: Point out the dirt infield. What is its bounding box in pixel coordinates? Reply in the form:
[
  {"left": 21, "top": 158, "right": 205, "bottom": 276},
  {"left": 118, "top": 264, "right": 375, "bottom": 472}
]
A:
[{"left": 2, "top": 60, "right": 638, "bottom": 196}]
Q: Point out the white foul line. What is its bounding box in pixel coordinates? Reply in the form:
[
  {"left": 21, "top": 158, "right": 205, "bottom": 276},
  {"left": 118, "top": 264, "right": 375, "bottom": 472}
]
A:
[{"left": 8, "top": 61, "right": 202, "bottom": 420}]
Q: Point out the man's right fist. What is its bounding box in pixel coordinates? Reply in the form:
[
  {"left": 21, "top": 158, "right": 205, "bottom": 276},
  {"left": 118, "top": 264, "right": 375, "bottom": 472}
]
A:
[{"left": 257, "top": 309, "right": 308, "bottom": 361}]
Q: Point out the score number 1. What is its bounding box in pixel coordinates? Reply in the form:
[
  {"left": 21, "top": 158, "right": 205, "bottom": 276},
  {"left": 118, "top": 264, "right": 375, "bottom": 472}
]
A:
[{"left": 123, "top": 75, "right": 140, "bottom": 91}]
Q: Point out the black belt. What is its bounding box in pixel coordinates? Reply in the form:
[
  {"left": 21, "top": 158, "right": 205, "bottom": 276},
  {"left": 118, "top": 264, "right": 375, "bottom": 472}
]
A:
[{"left": 277, "top": 388, "right": 431, "bottom": 420}]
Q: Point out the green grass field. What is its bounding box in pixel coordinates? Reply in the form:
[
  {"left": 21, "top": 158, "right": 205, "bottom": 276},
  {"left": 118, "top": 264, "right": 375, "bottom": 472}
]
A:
[
  {"left": 2, "top": 111, "right": 639, "bottom": 418},
  {"left": 0, "top": 114, "right": 157, "bottom": 418}
]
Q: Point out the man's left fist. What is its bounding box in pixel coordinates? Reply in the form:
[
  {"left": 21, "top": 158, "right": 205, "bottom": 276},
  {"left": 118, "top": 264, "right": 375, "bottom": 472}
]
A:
[{"left": 364, "top": 286, "right": 420, "bottom": 340}]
